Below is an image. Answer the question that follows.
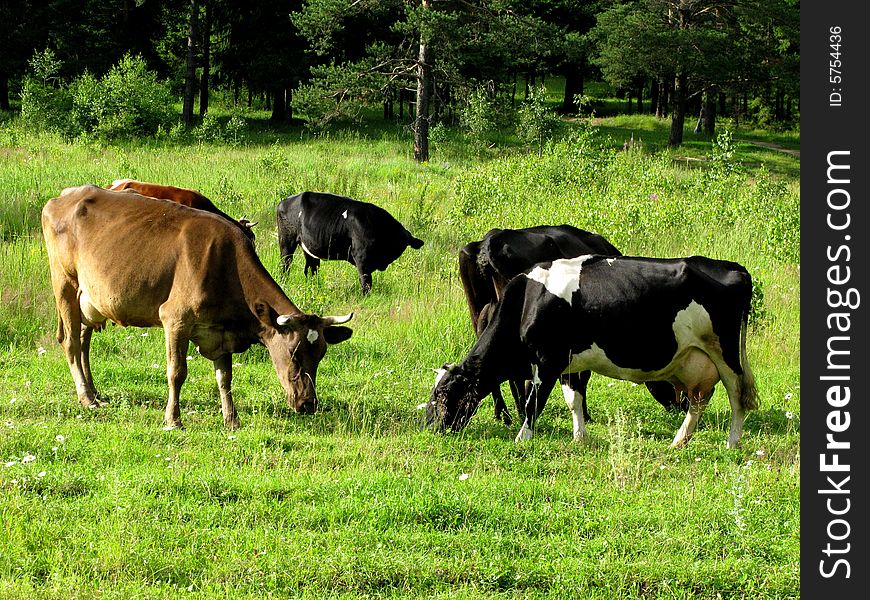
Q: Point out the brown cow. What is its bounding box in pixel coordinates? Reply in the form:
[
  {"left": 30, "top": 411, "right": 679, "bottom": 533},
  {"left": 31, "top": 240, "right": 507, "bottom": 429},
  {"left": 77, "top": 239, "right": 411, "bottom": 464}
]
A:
[
  {"left": 42, "top": 185, "right": 352, "bottom": 430},
  {"left": 108, "top": 178, "right": 256, "bottom": 241}
]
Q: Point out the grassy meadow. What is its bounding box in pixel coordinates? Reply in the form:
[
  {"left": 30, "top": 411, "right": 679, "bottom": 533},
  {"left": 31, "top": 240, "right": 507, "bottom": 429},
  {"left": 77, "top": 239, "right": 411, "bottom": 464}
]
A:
[{"left": 0, "top": 112, "right": 800, "bottom": 598}]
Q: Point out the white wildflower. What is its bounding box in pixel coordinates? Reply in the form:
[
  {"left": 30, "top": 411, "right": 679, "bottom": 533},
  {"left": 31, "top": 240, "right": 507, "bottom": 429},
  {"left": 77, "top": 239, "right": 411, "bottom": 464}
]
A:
[
  {"left": 37, "top": 346, "right": 47, "bottom": 356},
  {"left": 22, "top": 453, "right": 36, "bottom": 464},
  {"left": 37, "top": 471, "right": 47, "bottom": 478},
  {"left": 4, "top": 461, "right": 17, "bottom": 468},
  {"left": 458, "top": 473, "right": 470, "bottom": 481},
  {"left": 785, "top": 411, "right": 794, "bottom": 420},
  {"left": 55, "top": 434, "right": 65, "bottom": 444},
  {"left": 756, "top": 449, "right": 765, "bottom": 457},
  {"left": 784, "top": 392, "right": 793, "bottom": 401}
]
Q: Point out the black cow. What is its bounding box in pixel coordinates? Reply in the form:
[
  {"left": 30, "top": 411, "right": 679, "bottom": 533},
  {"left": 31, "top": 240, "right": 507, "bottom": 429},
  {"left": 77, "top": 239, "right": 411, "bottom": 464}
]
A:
[
  {"left": 427, "top": 255, "right": 758, "bottom": 449},
  {"left": 277, "top": 191, "right": 424, "bottom": 294},
  {"left": 458, "top": 225, "right": 685, "bottom": 426}
]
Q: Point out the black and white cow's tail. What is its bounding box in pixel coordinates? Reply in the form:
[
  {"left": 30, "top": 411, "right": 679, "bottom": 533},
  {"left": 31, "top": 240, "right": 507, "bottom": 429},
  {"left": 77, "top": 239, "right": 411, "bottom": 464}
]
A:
[{"left": 737, "top": 302, "right": 758, "bottom": 412}]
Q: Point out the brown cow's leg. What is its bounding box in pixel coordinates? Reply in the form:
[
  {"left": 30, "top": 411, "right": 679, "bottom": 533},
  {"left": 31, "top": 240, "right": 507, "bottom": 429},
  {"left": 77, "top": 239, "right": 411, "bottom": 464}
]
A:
[
  {"left": 54, "top": 283, "right": 99, "bottom": 408},
  {"left": 162, "top": 322, "right": 189, "bottom": 430},
  {"left": 79, "top": 324, "right": 104, "bottom": 406},
  {"left": 214, "top": 354, "right": 240, "bottom": 430}
]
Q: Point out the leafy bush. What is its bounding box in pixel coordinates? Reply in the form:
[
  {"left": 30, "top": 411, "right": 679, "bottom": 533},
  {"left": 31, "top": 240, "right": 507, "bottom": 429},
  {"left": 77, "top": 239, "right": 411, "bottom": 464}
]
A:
[
  {"left": 86, "top": 54, "right": 176, "bottom": 139},
  {"left": 20, "top": 51, "right": 176, "bottom": 140},
  {"left": 460, "top": 86, "right": 497, "bottom": 153},
  {"left": 19, "top": 49, "right": 71, "bottom": 134},
  {"left": 518, "top": 85, "right": 561, "bottom": 156}
]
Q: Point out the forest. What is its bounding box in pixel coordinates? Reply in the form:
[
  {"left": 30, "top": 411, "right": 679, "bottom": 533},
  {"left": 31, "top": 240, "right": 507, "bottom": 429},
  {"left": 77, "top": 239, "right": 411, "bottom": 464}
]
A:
[{"left": 2, "top": 0, "right": 799, "bottom": 156}]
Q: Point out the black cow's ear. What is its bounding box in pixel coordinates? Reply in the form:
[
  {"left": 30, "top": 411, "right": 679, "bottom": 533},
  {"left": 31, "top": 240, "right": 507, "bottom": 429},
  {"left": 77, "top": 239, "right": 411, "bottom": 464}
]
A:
[
  {"left": 409, "top": 236, "right": 424, "bottom": 249},
  {"left": 324, "top": 326, "right": 352, "bottom": 345}
]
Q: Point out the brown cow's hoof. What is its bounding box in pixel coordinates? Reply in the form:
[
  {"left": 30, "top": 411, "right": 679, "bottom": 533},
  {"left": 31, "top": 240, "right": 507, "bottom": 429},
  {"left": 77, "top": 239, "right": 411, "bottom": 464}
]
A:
[{"left": 162, "top": 421, "right": 184, "bottom": 431}]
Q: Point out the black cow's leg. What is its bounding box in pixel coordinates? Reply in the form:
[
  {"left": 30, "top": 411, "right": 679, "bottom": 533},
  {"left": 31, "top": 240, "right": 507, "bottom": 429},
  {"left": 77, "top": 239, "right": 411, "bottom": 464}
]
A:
[
  {"left": 492, "top": 386, "right": 513, "bottom": 426},
  {"left": 515, "top": 366, "right": 556, "bottom": 442},
  {"left": 277, "top": 227, "right": 298, "bottom": 271},
  {"left": 303, "top": 255, "right": 320, "bottom": 277},
  {"left": 358, "top": 270, "right": 373, "bottom": 295},
  {"left": 509, "top": 379, "right": 525, "bottom": 419}
]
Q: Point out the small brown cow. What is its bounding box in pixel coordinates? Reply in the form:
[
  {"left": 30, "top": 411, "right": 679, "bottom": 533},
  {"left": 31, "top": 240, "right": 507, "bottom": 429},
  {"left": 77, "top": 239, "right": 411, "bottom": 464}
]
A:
[
  {"left": 42, "top": 185, "right": 352, "bottom": 430},
  {"left": 108, "top": 178, "right": 256, "bottom": 241}
]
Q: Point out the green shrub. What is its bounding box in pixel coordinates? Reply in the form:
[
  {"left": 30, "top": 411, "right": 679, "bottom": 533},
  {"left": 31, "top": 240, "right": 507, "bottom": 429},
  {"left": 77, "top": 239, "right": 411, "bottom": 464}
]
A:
[
  {"left": 518, "top": 85, "right": 561, "bottom": 156},
  {"left": 87, "top": 54, "right": 176, "bottom": 139},
  {"left": 20, "top": 52, "right": 176, "bottom": 140}
]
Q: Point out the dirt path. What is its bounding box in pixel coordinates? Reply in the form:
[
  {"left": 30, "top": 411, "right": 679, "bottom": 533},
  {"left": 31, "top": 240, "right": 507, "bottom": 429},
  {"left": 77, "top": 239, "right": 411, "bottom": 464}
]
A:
[{"left": 748, "top": 141, "right": 800, "bottom": 158}]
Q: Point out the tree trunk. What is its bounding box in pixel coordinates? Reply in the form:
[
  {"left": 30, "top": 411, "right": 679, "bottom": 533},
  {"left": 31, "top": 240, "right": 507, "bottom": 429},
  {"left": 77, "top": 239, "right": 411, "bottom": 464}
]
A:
[
  {"left": 0, "top": 74, "right": 9, "bottom": 111},
  {"left": 270, "top": 87, "right": 287, "bottom": 122},
  {"left": 649, "top": 80, "right": 659, "bottom": 117},
  {"left": 668, "top": 72, "right": 687, "bottom": 147},
  {"left": 182, "top": 0, "right": 200, "bottom": 127},
  {"left": 199, "top": 0, "right": 210, "bottom": 116},
  {"left": 704, "top": 90, "right": 716, "bottom": 136},
  {"left": 657, "top": 79, "right": 669, "bottom": 118},
  {"left": 636, "top": 80, "right": 643, "bottom": 114},
  {"left": 413, "top": 0, "right": 432, "bottom": 163}
]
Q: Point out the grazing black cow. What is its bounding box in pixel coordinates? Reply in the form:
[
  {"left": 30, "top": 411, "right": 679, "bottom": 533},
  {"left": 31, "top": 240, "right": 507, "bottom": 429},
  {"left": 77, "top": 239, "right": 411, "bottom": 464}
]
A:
[
  {"left": 277, "top": 191, "right": 424, "bottom": 294},
  {"left": 459, "top": 225, "right": 685, "bottom": 426},
  {"left": 427, "top": 255, "right": 757, "bottom": 449}
]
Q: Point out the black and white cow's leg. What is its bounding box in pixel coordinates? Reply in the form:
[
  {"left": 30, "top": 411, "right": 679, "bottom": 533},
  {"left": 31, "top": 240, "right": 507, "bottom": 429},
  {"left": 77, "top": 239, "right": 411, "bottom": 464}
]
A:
[
  {"left": 561, "top": 370, "right": 591, "bottom": 441},
  {"left": 515, "top": 365, "right": 557, "bottom": 442},
  {"left": 670, "top": 388, "right": 714, "bottom": 448},
  {"left": 718, "top": 369, "right": 747, "bottom": 449}
]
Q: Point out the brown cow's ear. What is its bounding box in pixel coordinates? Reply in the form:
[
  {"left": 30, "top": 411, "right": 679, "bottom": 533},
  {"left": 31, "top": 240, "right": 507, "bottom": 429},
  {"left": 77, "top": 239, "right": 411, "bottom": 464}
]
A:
[{"left": 323, "top": 326, "right": 352, "bottom": 345}]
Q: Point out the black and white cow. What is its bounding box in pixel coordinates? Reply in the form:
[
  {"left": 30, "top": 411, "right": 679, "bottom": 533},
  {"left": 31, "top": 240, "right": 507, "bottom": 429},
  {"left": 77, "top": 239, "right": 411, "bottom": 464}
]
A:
[
  {"left": 459, "top": 225, "right": 686, "bottom": 426},
  {"left": 427, "top": 255, "right": 758, "bottom": 449},
  {"left": 277, "top": 191, "right": 424, "bottom": 294}
]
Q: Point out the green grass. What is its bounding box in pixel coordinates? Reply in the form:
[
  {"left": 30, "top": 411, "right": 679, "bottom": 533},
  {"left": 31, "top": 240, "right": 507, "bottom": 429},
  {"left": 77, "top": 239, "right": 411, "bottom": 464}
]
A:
[{"left": 0, "top": 111, "right": 799, "bottom": 598}]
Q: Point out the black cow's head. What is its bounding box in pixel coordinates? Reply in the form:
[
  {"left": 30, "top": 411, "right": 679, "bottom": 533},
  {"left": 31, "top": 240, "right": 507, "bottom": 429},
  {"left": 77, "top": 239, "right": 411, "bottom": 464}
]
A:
[{"left": 425, "top": 363, "right": 482, "bottom": 432}]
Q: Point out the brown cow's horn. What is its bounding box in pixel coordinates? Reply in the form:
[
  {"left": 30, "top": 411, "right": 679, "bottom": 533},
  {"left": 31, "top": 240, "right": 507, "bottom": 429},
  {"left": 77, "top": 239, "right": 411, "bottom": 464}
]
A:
[{"left": 322, "top": 312, "right": 353, "bottom": 326}]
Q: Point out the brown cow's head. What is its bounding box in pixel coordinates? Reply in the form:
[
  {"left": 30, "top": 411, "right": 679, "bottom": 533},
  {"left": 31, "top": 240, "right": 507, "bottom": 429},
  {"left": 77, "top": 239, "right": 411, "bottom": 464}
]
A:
[
  {"left": 425, "top": 363, "right": 482, "bottom": 432},
  {"left": 264, "top": 312, "right": 353, "bottom": 413}
]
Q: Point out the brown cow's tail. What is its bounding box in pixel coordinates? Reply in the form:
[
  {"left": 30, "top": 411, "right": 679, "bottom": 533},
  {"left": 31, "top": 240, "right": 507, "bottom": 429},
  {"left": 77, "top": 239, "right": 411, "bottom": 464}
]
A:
[{"left": 737, "top": 297, "right": 758, "bottom": 412}]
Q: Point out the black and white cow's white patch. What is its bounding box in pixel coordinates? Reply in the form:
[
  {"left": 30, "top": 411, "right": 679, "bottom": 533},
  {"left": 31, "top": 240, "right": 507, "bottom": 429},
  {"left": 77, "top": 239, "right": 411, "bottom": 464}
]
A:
[{"left": 428, "top": 255, "right": 757, "bottom": 449}]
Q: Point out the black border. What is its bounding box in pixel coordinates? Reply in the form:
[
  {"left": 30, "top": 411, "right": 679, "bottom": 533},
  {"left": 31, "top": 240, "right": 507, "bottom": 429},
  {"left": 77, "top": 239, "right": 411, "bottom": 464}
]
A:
[{"left": 801, "top": 2, "right": 869, "bottom": 596}]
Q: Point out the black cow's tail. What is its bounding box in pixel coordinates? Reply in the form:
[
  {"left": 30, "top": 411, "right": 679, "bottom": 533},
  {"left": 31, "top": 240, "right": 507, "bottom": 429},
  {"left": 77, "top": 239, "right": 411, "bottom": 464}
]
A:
[{"left": 737, "top": 290, "right": 758, "bottom": 412}]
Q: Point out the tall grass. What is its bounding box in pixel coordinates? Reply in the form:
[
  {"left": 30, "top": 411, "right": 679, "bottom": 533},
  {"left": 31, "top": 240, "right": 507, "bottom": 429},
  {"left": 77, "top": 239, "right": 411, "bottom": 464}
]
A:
[{"left": 0, "top": 113, "right": 800, "bottom": 598}]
